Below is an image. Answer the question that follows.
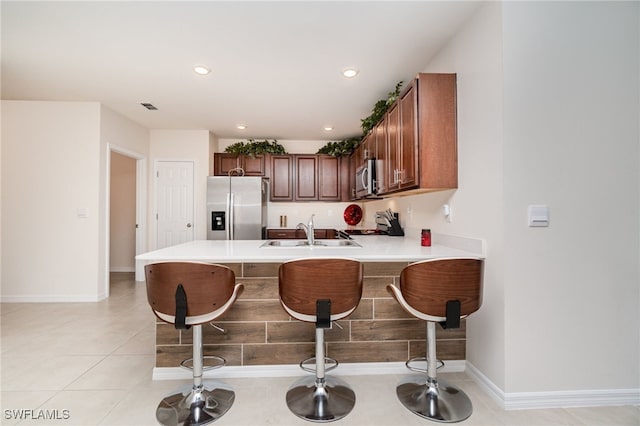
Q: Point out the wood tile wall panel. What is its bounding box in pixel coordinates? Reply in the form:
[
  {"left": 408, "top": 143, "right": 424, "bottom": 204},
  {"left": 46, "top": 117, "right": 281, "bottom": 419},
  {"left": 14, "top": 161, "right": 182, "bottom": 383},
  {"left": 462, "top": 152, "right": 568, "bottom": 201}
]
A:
[
  {"left": 156, "top": 323, "right": 180, "bottom": 345},
  {"left": 181, "top": 322, "right": 266, "bottom": 345},
  {"left": 221, "top": 300, "right": 289, "bottom": 321},
  {"left": 237, "top": 277, "right": 278, "bottom": 299},
  {"left": 374, "top": 298, "right": 413, "bottom": 319},
  {"left": 351, "top": 319, "right": 424, "bottom": 341},
  {"left": 152, "top": 261, "right": 469, "bottom": 367},
  {"left": 349, "top": 299, "right": 373, "bottom": 320},
  {"left": 328, "top": 341, "right": 408, "bottom": 363},
  {"left": 243, "top": 343, "right": 316, "bottom": 365},
  {"left": 242, "top": 263, "right": 280, "bottom": 277},
  {"left": 410, "top": 339, "right": 465, "bottom": 360},
  {"left": 267, "top": 321, "right": 350, "bottom": 343}
]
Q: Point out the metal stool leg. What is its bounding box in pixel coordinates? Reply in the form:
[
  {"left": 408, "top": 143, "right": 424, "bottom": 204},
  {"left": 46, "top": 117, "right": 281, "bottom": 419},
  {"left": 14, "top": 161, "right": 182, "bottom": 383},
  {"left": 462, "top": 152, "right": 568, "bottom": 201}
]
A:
[
  {"left": 396, "top": 322, "right": 472, "bottom": 423},
  {"left": 156, "top": 325, "right": 235, "bottom": 426},
  {"left": 286, "top": 327, "right": 356, "bottom": 422}
]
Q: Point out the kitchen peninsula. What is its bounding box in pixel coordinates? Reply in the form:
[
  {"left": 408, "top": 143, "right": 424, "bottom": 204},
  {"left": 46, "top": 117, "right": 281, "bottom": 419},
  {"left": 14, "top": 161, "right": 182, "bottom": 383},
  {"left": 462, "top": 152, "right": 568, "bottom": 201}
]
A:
[{"left": 136, "top": 235, "right": 484, "bottom": 372}]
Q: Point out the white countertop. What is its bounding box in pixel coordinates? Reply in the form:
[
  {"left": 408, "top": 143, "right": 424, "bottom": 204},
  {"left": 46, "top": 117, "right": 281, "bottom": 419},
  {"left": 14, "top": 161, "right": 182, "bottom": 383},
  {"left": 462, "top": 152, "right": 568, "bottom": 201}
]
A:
[{"left": 135, "top": 235, "right": 483, "bottom": 264}]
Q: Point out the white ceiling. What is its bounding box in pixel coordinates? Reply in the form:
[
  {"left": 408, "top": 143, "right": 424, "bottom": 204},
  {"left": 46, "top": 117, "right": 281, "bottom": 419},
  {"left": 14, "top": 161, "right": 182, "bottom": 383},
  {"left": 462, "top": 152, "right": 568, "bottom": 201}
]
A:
[{"left": 1, "top": 1, "right": 481, "bottom": 141}]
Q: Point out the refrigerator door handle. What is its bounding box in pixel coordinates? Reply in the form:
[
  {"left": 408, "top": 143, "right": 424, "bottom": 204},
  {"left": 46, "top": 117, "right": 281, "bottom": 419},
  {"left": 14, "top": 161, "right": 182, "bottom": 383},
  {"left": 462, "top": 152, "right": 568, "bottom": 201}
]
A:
[
  {"left": 229, "top": 192, "right": 235, "bottom": 240},
  {"left": 225, "top": 192, "right": 231, "bottom": 240}
]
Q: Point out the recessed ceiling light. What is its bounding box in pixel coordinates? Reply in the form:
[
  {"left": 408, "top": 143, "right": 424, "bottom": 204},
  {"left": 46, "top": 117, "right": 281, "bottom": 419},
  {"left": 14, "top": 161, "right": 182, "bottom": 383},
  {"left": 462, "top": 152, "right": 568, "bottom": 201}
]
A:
[
  {"left": 194, "top": 65, "right": 211, "bottom": 75},
  {"left": 237, "top": 124, "right": 247, "bottom": 130},
  {"left": 323, "top": 126, "right": 334, "bottom": 132},
  {"left": 342, "top": 68, "right": 359, "bottom": 78}
]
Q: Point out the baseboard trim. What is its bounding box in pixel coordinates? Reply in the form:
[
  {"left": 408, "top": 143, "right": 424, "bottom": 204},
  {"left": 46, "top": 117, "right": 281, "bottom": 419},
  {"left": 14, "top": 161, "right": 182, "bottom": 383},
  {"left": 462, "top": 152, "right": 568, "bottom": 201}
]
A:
[
  {"left": 0, "top": 294, "right": 103, "bottom": 303},
  {"left": 109, "top": 267, "right": 135, "bottom": 273},
  {"left": 465, "top": 361, "right": 640, "bottom": 410},
  {"left": 152, "top": 360, "right": 466, "bottom": 381}
]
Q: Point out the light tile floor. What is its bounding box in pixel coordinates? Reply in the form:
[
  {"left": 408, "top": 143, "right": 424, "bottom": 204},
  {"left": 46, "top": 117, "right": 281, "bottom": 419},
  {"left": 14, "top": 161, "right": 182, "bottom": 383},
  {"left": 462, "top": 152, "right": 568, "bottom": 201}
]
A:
[{"left": 1, "top": 273, "right": 639, "bottom": 425}]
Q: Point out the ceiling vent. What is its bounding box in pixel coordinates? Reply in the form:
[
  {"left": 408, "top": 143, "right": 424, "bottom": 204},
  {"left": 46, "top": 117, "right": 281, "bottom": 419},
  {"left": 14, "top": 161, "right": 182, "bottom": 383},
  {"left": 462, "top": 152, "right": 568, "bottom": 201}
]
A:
[{"left": 140, "top": 103, "right": 158, "bottom": 110}]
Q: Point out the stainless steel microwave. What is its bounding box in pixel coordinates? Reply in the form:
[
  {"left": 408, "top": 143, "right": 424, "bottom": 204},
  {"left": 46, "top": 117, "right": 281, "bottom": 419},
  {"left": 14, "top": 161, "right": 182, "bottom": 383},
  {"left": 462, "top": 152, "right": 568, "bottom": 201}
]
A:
[{"left": 355, "top": 159, "right": 376, "bottom": 198}]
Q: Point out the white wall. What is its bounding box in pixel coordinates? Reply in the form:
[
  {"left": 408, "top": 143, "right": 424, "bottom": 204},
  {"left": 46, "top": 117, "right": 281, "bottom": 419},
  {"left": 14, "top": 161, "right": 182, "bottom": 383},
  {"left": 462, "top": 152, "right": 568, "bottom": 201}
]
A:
[
  {"left": 364, "top": 0, "right": 640, "bottom": 399},
  {"left": 1, "top": 101, "right": 102, "bottom": 301},
  {"left": 1, "top": 101, "right": 149, "bottom": 301},
  {"left": 100, "top": 105, "right": 149, "bottom": 295},
  {"left": 149, "top": 130, "right": 211, "bottom": 248},
  {"left": 364, "top": 1, "right": 506, "bottom": 388},
  {"left": 501, "top": 1, "right": 639, "bottom": 393}
]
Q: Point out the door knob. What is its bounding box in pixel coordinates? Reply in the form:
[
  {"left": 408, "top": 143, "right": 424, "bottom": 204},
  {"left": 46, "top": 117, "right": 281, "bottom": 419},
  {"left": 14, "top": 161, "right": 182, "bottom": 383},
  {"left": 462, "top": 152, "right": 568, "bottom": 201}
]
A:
[{"left": 186, "top": 223, "right": 192, "bottom": 228}]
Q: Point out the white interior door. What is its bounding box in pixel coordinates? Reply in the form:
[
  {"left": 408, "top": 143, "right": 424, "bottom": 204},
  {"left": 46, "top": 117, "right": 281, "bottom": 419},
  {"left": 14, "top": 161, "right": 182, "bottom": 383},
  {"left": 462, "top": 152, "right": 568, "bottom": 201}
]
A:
[{"left": 156, "top": 161, "right": 194, "bottom": 249}]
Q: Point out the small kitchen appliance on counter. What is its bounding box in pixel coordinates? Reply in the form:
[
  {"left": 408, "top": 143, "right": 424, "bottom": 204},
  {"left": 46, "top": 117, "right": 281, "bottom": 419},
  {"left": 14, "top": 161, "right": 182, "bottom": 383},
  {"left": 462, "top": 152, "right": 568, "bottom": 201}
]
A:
[{"left": 375, "top": 210, "right": 405, "bottom": 236}]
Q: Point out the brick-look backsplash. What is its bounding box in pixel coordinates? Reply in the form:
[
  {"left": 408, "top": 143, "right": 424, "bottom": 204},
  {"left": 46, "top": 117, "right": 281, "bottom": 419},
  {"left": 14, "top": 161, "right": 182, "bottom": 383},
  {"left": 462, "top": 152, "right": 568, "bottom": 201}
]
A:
[{"left": 154, "top": 261, "right": 466, "bottom": 367}]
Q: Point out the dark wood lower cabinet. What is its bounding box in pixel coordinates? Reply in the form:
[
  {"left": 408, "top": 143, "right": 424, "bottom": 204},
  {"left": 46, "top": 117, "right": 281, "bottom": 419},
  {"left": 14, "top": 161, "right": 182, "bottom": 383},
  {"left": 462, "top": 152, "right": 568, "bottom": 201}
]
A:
[{"left": 265, "top": 229, "right": 336, "bottom": 240}]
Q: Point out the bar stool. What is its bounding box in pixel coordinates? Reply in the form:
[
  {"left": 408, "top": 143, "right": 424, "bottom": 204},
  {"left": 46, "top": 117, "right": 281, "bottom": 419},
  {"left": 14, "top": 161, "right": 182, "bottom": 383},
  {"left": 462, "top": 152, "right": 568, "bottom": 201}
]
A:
[
  {"left": 145, "top": 261, "right": 244, "bottom": 426},
  {"left": 278, "top": 257, "right": 363, "bottom": 422},
  {"left": 387, "top": 258, "right": 483, "bottom": 423}
]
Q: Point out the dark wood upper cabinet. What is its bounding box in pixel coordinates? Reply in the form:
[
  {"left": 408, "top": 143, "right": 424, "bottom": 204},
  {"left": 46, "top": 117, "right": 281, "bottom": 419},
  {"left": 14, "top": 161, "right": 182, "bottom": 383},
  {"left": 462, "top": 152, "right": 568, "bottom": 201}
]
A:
[
  {"left": 372, "top": 73, "right": 457, "bottom": 197},
  {"left": 318, "top": 155, "right": 341, "bottom": 201},
  {"left": 213, "top": 153, "right": 266, "bottom": 176},
  {"left": 295, "top": 155, "right": 318, "bottom": 201},
  {"left": 268, "top": 154, "right": 343, "bottom": 202},
  {"left": 386, "top": 102, "right": 400, "bottom": 192},
  {"left": 398, "top": 81, "right": 418, "bottom": 189},
  {"left": 270, "top": 155, "right": 293, "bottom": 201},
  {"left": 417, "top": 73, "right": 457, "bottom": 190},
  {"left": 373, "top": 115, "right": 388, "bottom": 194}
]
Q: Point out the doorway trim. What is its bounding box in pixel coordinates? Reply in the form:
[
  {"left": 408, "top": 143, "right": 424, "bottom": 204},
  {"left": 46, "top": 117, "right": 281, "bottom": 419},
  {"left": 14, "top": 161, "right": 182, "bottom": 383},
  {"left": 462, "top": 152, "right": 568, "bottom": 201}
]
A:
[{"left": 106, "top": 143, "right": 147, "bottom": 293}]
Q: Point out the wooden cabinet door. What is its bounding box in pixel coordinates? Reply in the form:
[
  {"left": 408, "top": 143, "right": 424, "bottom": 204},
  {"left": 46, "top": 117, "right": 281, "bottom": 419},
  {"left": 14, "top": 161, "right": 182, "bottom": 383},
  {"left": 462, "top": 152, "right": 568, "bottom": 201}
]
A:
[
  {"left": 213, "top": 153, "right": 240, "bottom": 176},
  {"left": 417, "top": 73, "right": 458, "bottom": 189},
  {"left": 399, "top": 82, "right": 418, "bottom": 189},
  {"left": 270, "top": 155, "right": 293, "bottom": 201},
  {"left": 242, "top": 155, "right": 266, "bottom": 176},
  {"left": 266, "top": 229, "right": 297, "bottom": 239},
  {"left": 386, "top": 103, "right": 400, "bottom": 193},
  {"left": 295, "top": 155, "right": 318, "bottom": 201},
  {"left": 213, "top": 153, "right": 265, "bottom": 176},
  {"left": 348, "top": 153, "right": 358, "bottom": 200},
  {"left": 374, "top": 115, "right": 387, "bottom": 194},
  {"left": 318, "top": 155, "right": 341, "bottom": 201},
  {"left": 362, "top": 132, "right": 375, "bottom": 161}
]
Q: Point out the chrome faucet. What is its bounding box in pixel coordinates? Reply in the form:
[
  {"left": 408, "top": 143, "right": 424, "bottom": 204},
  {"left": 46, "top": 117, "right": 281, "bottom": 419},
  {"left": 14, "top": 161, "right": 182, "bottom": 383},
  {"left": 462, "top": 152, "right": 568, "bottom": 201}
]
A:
[{"left": 296, "top": 214, "right": 315, "bottom": 246}]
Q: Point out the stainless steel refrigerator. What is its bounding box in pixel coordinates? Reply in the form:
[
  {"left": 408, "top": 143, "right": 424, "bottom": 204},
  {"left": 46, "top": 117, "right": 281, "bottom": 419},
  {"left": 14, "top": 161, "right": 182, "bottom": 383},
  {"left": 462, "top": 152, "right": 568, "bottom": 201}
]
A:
[{"left": 206, "top": 176, "right": 268, "bottom": 240}]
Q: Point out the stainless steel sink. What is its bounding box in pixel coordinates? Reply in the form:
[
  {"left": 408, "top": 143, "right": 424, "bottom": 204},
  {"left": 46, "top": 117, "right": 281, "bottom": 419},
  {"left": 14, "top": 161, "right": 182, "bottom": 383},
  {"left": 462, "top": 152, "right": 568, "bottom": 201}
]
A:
[{"left": 260, "top": 239, "right": 362, "bottom": 248}]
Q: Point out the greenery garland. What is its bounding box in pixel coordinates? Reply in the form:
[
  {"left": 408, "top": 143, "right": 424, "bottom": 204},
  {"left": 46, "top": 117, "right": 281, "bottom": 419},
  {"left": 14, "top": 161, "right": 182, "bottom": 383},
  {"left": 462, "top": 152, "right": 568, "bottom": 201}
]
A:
[
  {"left": 360, "top": 81, "right": 403, "bottom": 135},
  {"left": 224, "top": 139, "right": 287, "bottom": 156},
  {"left": 317, "top": 80, "right": 404, "bottom": 156},
  {"left": 316, "top": 137, "right": 361, "bottom": 157}
]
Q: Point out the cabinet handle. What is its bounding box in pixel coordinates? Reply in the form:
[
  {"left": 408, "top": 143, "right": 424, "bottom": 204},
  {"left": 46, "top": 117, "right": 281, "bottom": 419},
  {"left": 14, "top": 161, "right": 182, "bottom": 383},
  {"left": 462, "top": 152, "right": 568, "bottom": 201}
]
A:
[{"left": 364, "top": 149, "right": 369, "bottom": 159}]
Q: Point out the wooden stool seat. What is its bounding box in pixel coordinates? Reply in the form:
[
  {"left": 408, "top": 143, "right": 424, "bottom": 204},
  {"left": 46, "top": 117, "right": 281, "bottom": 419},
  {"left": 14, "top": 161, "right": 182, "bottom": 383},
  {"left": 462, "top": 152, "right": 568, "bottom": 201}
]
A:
[
  {"left": 145, "top": 261, "right": 243, "bottom": 426},
  {"left": 387, "top": 258, "right": 483, "bottom": 423},
  {"left": 278, "top": 257, "right": 363, "bottom": 422}
]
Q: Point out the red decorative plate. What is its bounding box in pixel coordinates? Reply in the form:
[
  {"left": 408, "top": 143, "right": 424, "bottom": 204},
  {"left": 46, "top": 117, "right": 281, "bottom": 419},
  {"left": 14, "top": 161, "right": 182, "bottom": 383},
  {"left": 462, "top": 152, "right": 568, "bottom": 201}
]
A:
[{"left": 343, "top": 204, "right": 363, "bottom": 226}]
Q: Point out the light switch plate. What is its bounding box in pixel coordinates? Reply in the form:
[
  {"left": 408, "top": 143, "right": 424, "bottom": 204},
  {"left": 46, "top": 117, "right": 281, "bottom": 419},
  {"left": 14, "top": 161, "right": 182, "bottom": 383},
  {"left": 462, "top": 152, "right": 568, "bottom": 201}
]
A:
[
  {"left": 77, "top": 207, "right": 89, "bottom": 218},
  {"left": 528, "top": 205, "right": 549, "bottom": 227}
]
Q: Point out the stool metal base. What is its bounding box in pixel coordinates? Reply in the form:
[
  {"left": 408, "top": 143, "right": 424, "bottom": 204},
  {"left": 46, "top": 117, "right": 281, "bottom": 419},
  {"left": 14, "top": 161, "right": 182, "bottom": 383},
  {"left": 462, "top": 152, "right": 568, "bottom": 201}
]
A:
[
  {"left": 396, "top": 375, "right": 472, "bottom": 423},
  {"left": 156, "top": 381, "right": 235, "bottom": 426},
  {"left": 286, "top": 376, "right": 356, "bottom": 422}
]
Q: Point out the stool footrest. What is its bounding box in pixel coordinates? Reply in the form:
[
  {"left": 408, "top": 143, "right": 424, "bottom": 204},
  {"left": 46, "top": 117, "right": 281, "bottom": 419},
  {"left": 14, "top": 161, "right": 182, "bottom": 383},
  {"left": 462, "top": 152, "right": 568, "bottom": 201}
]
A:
[
  {"left": 299, "top": 356, "right": 338, "bottom": 374},
  {"left": 405, "top": 356, "right": 444, "bottom": 374},
  {"left": 180, "top": 355, "right": 226, "bottom": 372}
]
